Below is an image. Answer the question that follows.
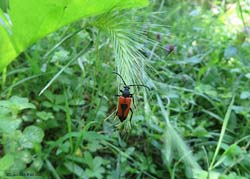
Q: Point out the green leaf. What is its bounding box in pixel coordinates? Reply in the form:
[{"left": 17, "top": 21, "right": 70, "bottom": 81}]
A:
[
  {"left": 0, "top": 118, "right": 21, "bottom": 133},
  {"left": 51, "top": 49, "right": 70, "bottom": 63},
  {"left": 214, "top": 144, "right": 244, "bottom": 168},
  {"left": 245, "top": 73, "right": 250, "bottom": 79},
  {"left": 0, "top": 154, "right": 14, "bottom": 174},
  {"left": 193, "top": 169, "right": 248, "bottom": 179},
  {"left": 7, "top": 159, "right": 26, "bottom": 173},
  {"left": 93, "top": 157, "right": 104, "bottom": 170},
  {"left": 32, "top": 158, "right": 43, "bottom": 171},
  {"left": 240, "top": 91, "right": 250, "bottom": 99},
  {"left": 219, "top": 173, "right": 248, "bottom": 179},
  {"left": 192, "top": 126, "right": 208, "bottom": 137},
  {"left": 81, "top": 152, "right": 105, "bottom": 178},
  {"left": 82, "top": 151, "right": 93, "bottom": 168},
  {"left": 9, "top": 96, "right": 36, "bottom": 110},
  {"left": 193, "top": 169, "right": 220, "bottom": 179},
  {"left": 0, "top": 0, "right": 148, "bottom": 71},
  {"left": 195, "top": 83, "right": 217, "bottom": 97},
  {"left": 224, "top": 46, "right": 237, "bottom": 59},
  {"left": 56, "top": 141, "right": 70, "bottom": 155},
  {"left": 88, "top": 140, "right": 103, "bottom": 152},
  {"left": 20, "top": 126, "right": 44, "bottom": 148},
  {"left": 36, "top": 111, "right": 54, "bottom": 121},
  {"left": 176, "top": 56, "right": 202, "bottom": 65},
  {"left": 0, "top": 96, "right": 35, "bottom": 114},
  {"left": 23, "top": 126, "right": 44, "bottom": 143},
  {"left": 64, "top": 161, "right": 87, "bottom": 178},
  {"left": 17, "top": 150, "right": 32, "bottom": 164}
]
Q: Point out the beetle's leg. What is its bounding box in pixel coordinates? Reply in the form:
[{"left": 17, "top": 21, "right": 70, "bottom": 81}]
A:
[
  {"left": 130, "top": 94, "right": 136, "bottom": 109},
  {"left": 133, "top": 97, "right": 136, "bottom": 109},
  {"left": 104, "top": 110, "right": 117, "bottom": 121},
  {"left": 129, "top": 108, "right": 133, "bottom": 123}
]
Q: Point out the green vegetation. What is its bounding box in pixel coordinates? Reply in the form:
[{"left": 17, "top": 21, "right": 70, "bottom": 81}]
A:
[
  {"left": 0, "top": 0, "right": 250, "bottom": 178},
  {"left": 0, "top": 0, "right": 148, "bottom": 71}
]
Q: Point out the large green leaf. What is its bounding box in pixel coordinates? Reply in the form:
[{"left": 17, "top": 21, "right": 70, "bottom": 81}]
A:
[{"left": 0, "top": 0, "right": 148, "bottom": 71}]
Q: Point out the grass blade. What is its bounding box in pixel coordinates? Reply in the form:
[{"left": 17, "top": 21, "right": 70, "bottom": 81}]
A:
[
  {"left": 156, "top": 94, "right": 201, "bottom": 173},
  {"left": 43, "top": 28, "right": 83, "bottom": 59},
  {"left": 64, "top": 90, "right": 73, "bottom": 153},
  {"left": 209, "top": 96, "right": 235, "bottom": 170},
  {"left": 45, "top": 159, "right": 61, "bottom": 179},
  {"left": 39, "top": 41, "right": 93, "bottom": 96}
]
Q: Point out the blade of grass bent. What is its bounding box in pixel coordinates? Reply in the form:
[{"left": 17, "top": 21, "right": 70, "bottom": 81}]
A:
[
  {"left": 43, "top": 28, "right": 83, "bottom": 59},
  {"left": 3, "top": 73, "right": 50, "bottom": 94},
  {"left": 45, "top": 159, "right": 61, "bottom": 179},
  {"left": 39, "top": 41, "right": 93, "bottom": 96},
  {"left": 209, "top": 96, "right": 235, "bottom": 170}
]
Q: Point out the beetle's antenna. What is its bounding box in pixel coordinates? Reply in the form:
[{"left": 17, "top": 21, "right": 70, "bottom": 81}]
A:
[
  {"left": 128, "top": 84, "right": 150, "bottom": 90},
  {"left": 113, "top": 71, "right": 127, "bottom": 86}
]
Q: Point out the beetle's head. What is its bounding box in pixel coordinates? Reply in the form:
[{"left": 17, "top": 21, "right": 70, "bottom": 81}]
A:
[
  {"left": 124, "top": 86, "right": 130, "bottom": 90},
  {"left": 122, "top": 86, "right": 131, "bottom": 97}
]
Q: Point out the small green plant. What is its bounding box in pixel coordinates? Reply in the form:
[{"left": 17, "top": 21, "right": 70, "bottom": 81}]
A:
[{"left": 0, "top": 96, "right": 44, "bottom": 177}]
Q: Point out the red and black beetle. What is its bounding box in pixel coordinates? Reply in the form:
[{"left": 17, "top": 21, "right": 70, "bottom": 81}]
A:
[{"left": 113, "top": 72, "right": 149, "bottom": 123}]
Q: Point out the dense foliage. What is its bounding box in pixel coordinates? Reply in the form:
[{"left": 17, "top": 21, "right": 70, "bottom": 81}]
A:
[{"left": 0, "top": 0, "right": 250, "bottom": 179}]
